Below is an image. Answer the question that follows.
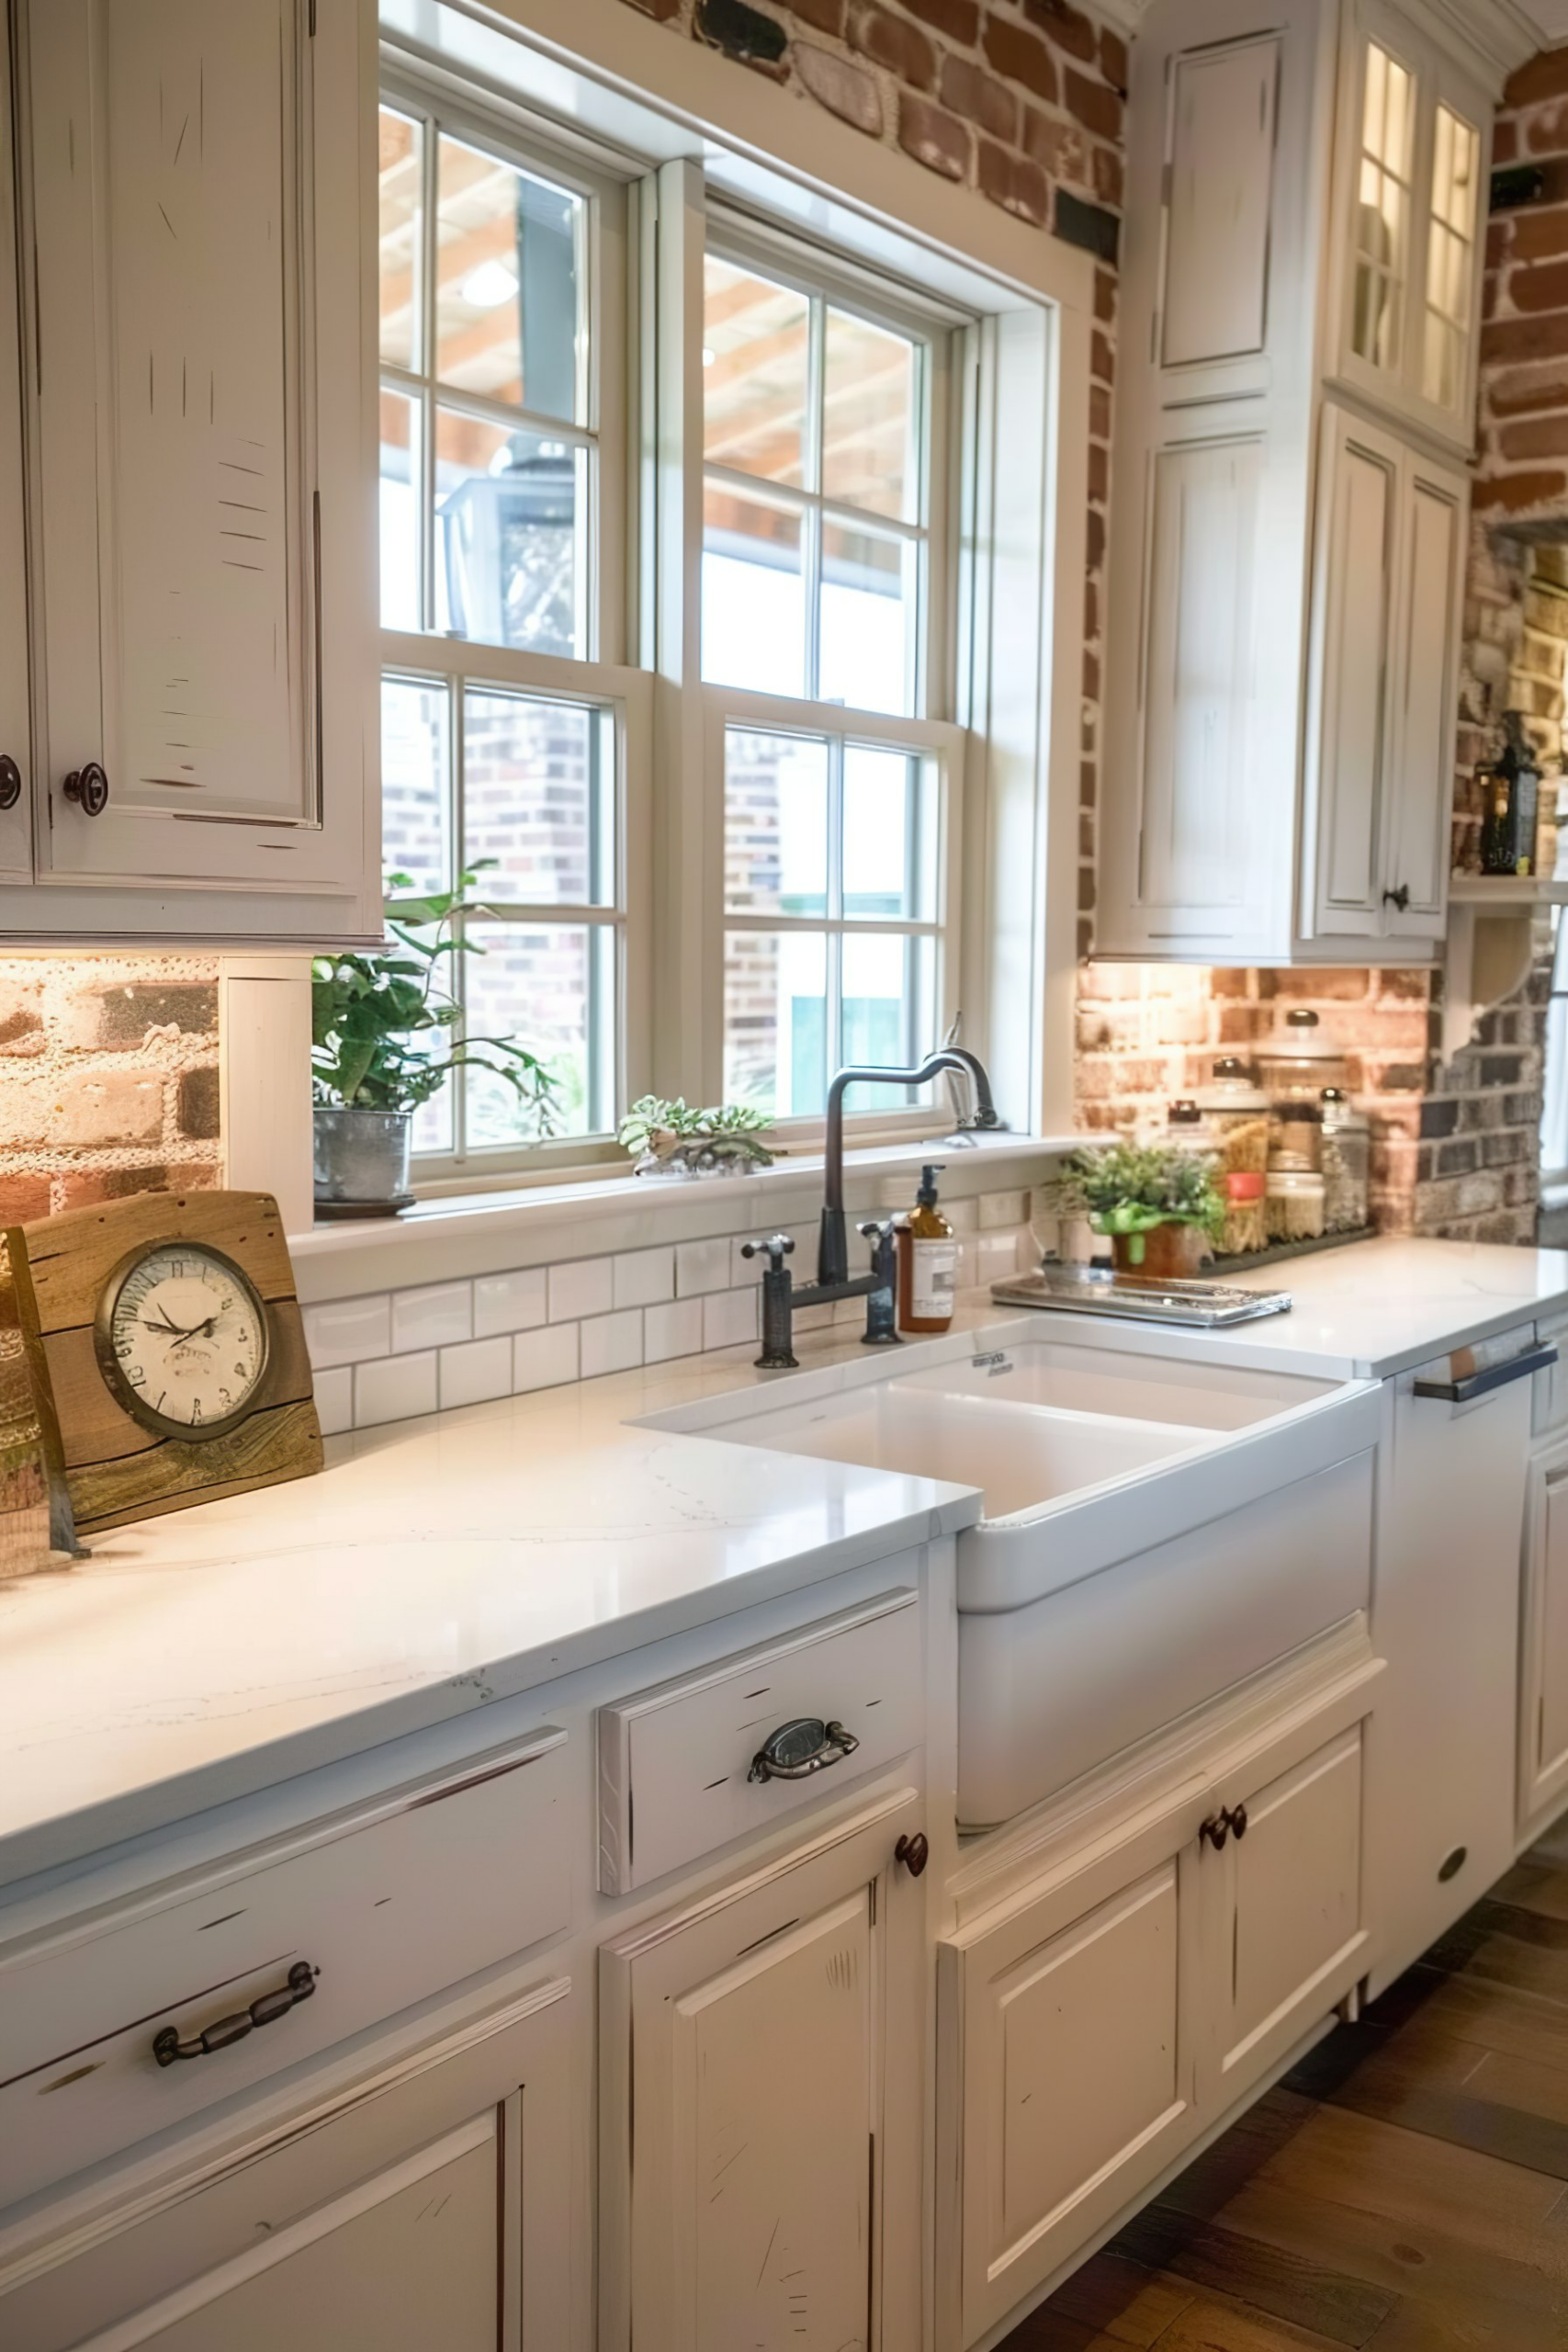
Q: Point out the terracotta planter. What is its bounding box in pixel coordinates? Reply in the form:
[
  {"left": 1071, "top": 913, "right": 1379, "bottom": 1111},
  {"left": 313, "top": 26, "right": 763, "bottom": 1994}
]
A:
[{"left": 1110, "top": 1221, "right": 1211, "bottom": 1280}]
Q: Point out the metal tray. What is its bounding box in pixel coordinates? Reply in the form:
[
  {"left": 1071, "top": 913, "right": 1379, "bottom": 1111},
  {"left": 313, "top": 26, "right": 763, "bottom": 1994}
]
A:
[{"left": 991, "top": 1264, "right": 1292, "bottom": 1329}]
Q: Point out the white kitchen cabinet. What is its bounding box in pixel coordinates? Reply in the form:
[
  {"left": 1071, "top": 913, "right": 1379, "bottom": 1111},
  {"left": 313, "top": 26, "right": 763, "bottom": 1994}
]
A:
[
  {"left": 5, "top": 0, "right": 378, "bottom": 942},
  {"left": 1303, "top": 405, "right": 1467, "bottom": 945},
  {"left": 0, "top": 4, "right": 31, "bottom": 885},
  {"left": 1329, "top": 0, "right": 1491, "bottom": 453},
  {"left": 1100, "top": 0, "right": 1500, "bottom": 965},
  {"left": 940, "top": 1662, "right": 1377, "bottom": 2347},
  {"left": 1521, "top": 1435, "right": 1568, "bottom": 1835},
  {"left": 599, "top": 1786, "right": 925, "bottom": 2352},
  {"left": 0, "top": 1973, "right": 574, "bottom": 2352}
]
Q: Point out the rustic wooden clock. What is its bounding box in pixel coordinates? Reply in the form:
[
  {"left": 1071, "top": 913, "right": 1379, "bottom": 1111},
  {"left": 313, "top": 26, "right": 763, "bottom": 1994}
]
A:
[{"left": 4, "top": 1190, "right": 321, "bottom": 1536}]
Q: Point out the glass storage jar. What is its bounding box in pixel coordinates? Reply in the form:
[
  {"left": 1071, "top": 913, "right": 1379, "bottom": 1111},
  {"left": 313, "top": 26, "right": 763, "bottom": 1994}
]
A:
[
  {"left": 1320, "top": 1088, "right": 1371, "bottom": 1232},
  {"left": 1194, "top": 1057, "right": 1271, "bottom": 1133},
  {"left": 1257, "top": 1008, "right": 1351, "bottom": 1102},
  {"left": 1266, "top": 1169, "right": 1326, "bottom": 1243}
]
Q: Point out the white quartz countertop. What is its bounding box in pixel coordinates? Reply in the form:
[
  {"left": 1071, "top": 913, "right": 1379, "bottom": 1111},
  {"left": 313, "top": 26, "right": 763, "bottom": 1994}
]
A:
[{"left": 6, "top": 1236, "right": 1567, "bottom": 1895}]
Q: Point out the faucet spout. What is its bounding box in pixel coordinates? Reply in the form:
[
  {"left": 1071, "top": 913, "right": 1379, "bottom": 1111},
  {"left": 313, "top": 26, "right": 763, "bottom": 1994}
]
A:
[{"left": 818, "top": 1050, "right": 999, "bottom": 1285}]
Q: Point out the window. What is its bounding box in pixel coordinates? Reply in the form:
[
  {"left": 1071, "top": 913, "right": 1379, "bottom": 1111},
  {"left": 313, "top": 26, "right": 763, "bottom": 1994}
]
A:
[
  {"left": 1351, "top": 40, "right": 1414, "bottom": 373},
  {"left": 1423, "top": 104, "right": 1479, "bottom": 413},
  {"left": 374, "top": 43, "right": 1024, "bottom": 1189},
  {"left": 378, "top": 78, "right": 639, "bottom": 1181}
]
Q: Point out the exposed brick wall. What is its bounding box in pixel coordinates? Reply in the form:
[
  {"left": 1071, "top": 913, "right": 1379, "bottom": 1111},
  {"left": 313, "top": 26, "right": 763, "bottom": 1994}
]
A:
[
  {"left": 615, "top": 0, "right": 1123, "bottom": 947},
  {"left": 0, "top": 958, "right": 221, "bottom": 1226}
]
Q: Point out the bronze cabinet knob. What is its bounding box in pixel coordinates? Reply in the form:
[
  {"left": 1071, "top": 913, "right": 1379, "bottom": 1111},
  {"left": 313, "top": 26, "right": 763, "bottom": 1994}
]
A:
[
  {"left": 0, "top": 754, "right": 20, "bottom": 811},
  {"left": 895, "top": 1831, "right": 930, "bottom": 1878},
  {"left": 62, "top": 762, "right": 109, "bottom": 817}
]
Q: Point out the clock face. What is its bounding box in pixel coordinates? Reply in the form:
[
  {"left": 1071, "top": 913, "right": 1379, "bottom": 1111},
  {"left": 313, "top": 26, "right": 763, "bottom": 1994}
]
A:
[{"left": 96, "top": 1243, "right": 271, "bottom": 1439}]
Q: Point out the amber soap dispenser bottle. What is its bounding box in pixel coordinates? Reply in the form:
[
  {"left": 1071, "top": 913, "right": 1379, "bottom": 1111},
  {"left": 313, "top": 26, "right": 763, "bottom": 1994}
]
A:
[{"left": 897, "top": 1163, "right": 959, "bottom": 1334}]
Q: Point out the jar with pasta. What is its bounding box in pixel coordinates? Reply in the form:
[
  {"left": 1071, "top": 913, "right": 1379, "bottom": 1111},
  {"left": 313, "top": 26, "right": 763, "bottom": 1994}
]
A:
[
  {"left": 1266, "top": 1169, "right": 1326, "bottom": 1243},
  {"left": 1320, "top": 1088, "right": 1370, "bottom": 1232}
]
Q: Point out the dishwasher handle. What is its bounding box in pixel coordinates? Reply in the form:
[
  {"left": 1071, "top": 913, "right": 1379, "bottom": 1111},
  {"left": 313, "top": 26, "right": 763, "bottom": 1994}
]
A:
[{"left": 1411, "top": 1343, "right": 1556, "bottom": 1405}]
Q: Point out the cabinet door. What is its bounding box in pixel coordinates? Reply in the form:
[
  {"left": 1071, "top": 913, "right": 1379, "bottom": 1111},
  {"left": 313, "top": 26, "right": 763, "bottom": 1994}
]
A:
[
  {"left": 1521, "top": 1444, "right": 1568, "bottom": 1834},
  {"left": 1303, "top": 404, "right": 1398, "bottom": 938},
  {"left": 1159, "top": 36, "right": 1280, "bottom": 376},
  {"left": 1332, "top": 2, "right": 1490, "bottom": 454},
  {"left": 0, "top": 2, "right": 31, "bottom": 883},
  {"left": 0, "top": 1975, "right": 574, "bottom": 2352},
  {"left": 1381, "top": 449, "right": 1465, "bottom": 941},
  {"left": 19, "top": 0, "right": 371, "bottom": 902},
  {"left": 1200, "top": 1726, "right": 1368, "bottom": 2113},
  {"left": 600, "top": 1789, "right": 924, "bottom": 2352},
  {"left": 940, "top": 1821, "right": 1201, "bottom": 2346}
]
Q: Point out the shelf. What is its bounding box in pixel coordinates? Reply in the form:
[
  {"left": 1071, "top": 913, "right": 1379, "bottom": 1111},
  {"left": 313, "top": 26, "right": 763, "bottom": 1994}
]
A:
[{"left": 1448, "top": 876, "right": 1568, "bottom": 906}]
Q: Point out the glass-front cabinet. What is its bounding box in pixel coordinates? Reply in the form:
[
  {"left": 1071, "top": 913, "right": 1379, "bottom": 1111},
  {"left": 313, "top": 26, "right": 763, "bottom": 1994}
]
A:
[{"left": 1332, "top": 0, "right": 1490, "bottom": 452}]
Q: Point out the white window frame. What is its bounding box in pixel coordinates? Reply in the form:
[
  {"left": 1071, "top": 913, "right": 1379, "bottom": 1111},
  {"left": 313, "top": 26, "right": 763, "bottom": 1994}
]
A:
[{"left": 368, "top": 8, "right": 1092, "bottom": 1203}]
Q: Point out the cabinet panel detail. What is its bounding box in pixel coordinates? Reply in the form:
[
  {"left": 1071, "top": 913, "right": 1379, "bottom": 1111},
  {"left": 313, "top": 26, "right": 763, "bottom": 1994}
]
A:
[
  {"left": 1316, "top": 430, "right": 1393, "bottom": 920},
  {"left": 1138, "top": 437, "right": 1262, "bottom": 914},
  {"left": 1385, "top": 465, "right": 1462, "bottom": 925},
  {"left": 1161, "top": 39, "right": 1280, "bottom": 371}
]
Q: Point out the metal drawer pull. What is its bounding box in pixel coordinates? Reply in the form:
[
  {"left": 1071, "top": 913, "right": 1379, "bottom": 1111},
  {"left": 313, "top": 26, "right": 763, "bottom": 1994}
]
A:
[
  {"left": 1412, "top": 1343, "right": 1556, "bottom": 1405},
  {"left": 152, "top": 1961, "right": 318, "bottom": 2066},
  {"left": 749, "top": 1717, "right": 860, "bottom": 1783}
]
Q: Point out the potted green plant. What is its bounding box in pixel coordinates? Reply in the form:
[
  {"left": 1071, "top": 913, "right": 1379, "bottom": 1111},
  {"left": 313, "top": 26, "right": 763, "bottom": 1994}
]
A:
[
  {"left": 311, "top": 865, "right": 560, "bottom": 1216},
  {"left": 1054, "top": 1138, "right": 1224, "bottom": 1277},
  {"left": 617, "top": 1096, "right": 773, "bottom": 1180}
]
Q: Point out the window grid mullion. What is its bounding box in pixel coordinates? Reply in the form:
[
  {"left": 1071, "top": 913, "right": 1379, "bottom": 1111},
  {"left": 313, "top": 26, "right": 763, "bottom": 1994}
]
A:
[
  {"left": 450, "top": 674, "right": 469, "bottom": 1163},
  {"left": 419, "top": 108, "right": 440, "bottom": 635}
]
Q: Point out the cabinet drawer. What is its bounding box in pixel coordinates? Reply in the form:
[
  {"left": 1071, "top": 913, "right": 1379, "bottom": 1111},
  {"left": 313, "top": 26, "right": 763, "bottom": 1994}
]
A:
[
  {"left": 597, "top": 1589, "right": 921, "bottom": 1893},
  {"left": 1534, "top": 1317, "right": 1568, "bottom": 1439},
  {"left": 0, "top": 1727, "right": 569, "bottom": 2208}
]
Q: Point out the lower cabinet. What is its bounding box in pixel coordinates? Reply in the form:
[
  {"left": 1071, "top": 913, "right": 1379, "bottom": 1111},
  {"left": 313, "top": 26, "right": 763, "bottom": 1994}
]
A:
[
  {"left": 0, "top": 1974, "right": 573, "bottom": 2352},
  {"left": 940, "top": 1706, "right": 1372, "bottom": 2348},
  {"left": 1521, "top": 1437, "right": 1568, "bottom": 1835},
  {"left": 599, "top": 1786, "right": 925, "bottom": 2352}
]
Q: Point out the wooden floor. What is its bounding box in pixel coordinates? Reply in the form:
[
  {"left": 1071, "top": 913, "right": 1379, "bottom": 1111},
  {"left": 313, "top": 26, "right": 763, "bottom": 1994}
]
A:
[{"left": 1001, "top": 1821, "right": 1568, "bottom": 2351}]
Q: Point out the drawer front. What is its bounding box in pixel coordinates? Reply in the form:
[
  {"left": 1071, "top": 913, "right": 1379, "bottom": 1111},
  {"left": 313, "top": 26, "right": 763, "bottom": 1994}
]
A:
[
  {"left": 598, "top": 1590, "right": 921, "bottom": 1892},
  {"left": 1535, "top": 1317, "right": 1568, "bottom": 1439},
  {"left": 0, "top": 1728, "right": 570, "bottom": 2208}
]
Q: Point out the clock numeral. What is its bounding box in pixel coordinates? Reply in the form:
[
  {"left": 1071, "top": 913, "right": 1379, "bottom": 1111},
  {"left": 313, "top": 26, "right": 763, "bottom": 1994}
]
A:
[
  {"left": 218, "top": 1388, "right": 233, "bottom": 1409},
  {"left": 190, "top": 1399, "right": 203, "bottom": 1425},
  {"left": 126, "top": 1365, "right": 144, "bottom": 1385}
]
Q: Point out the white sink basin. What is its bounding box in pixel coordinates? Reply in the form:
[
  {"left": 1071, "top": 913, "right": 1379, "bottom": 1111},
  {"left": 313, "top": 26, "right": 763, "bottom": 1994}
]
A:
[{"left": 894, "top": 1338, "right": 1337, "bottom": 1431}]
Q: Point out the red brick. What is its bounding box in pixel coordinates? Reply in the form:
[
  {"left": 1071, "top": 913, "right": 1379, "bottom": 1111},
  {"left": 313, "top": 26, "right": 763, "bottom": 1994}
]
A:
[
  {"left": 1091, "top": 139, "right": 1123, "bottom": 209},
  {"left": 0, "top": 1172, "right": 51, "bottom": 1226},
  {"left": 980, "top": 14, "right": 1057, "bottom": 104},
  {"left": 1498, "top": 412, "right": 1568, "bottom": 462},
  {"left": 897, "top": 91, "right": 970, "bottom": 179},
  {"left": 1086, "top": 507, "right": 1105, "bottom": 568},
  {"left": 621, "top": 0, "right": 681, "bottom": 17},
  {"left": 55, "top": 1165, "right": 174, "bottom": 1210},
  {"left": 1088, "top": 440, "right": 1109, "bottom": 501},
  {"left": 902, "top": 0, "right": 978, "bottom": 45},
  {"left": 1505, "top": 254, "right": 1568, "bottom": 311},
  {"left": 1081, "top": 646, "right": 1100, "bottom": 700},
  {"left": 795, "top": 42, "right": 882, "bottom": 133},
  {"left": 977, "top": 138, "right": 1050, "bottom": 225},
  {"left": 1021, "top": 103, "right": 1084, "bottom": 179},
  {"left": 1093, "top": 265, "right": 1115, "bottom": 322},
  {"left": 1090, "top": 327, "right": 1114, "bottom": 384},
  {"left": 1485, "top": 359, "right": 1568, "bottom": 418},
  {"left": 1079, "top": 760, "right": 1096, "bottom": 808},
  {"left": 1487, "top": 219, "right": 1512, "bottom": 274},
  {"left": 1089, "top": 381, "right": 1111, "bottom": 437},
  {"left": 790, "top": 0, "right": 846, "bottom": 27},
  {"left": 940, "top": 52, "right": 1017, "bottom": 141},
  {"left": 1063, "top": 63, "right": 1120, "bottom": 140},
  {"left": 1526, "top": 97, "right": 1568, "bottom": 153},
  {"left": 1505, "top": 205, "right": 1568, "bottom": 264},
  {"left": 851, "top": 3, "right": 936, "bottom": 87},
  {"left": 1481, "top": 310, "right": 1568, "bottom": 365},
  {"left": 1099, "top": 24, "right": 1127, "bottom": 90},
  {"left": 1021, "top": 0, "right": 1095, "bottom": 62},
  {"left": 1083, "top": 575, "right": 1098, "bottom": 640},
  {"left": 1473, "top": 465, "right": 1568, "bottom": 514},
  {"left": 1506, "top": 50, "right": 1568, "bottom": 109}
]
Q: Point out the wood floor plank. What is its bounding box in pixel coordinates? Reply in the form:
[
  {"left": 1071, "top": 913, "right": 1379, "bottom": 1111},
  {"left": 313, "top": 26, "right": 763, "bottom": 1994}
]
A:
[
  {"left": 1316, "top": 2020, "right": 1568, "bottom": 2177},
  {"left": 1145, "top": 2285, "right": 1359, "bottom": 2351},
  {"left": 1493, "top": 1858, "right": 1568, "bottom": 1923},
  {"left": 1256, "top": 2105, "right": 1568, "bottom": 2264},
  {"left": 1044, "top": 2251, "right": 1196, "bottom": 2346},
  {"left": 1111, "top": 2211, "right": 1394, "bottom": 2347},
  {"left": 1385, "top": 1969, "right": 1568, "bottom": 2073}
]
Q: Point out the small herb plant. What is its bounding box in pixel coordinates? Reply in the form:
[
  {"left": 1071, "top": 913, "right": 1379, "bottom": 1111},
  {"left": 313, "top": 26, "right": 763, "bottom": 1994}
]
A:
[
  {"left": 617, "top": 1096, "right": 774, "bottom": 1169},
  {"left": 1053, "top": 1139, "right": 1224, "bottom": 1248},
  {"left": 312, "top": 864, "right": 560, "bottom": 1132}
]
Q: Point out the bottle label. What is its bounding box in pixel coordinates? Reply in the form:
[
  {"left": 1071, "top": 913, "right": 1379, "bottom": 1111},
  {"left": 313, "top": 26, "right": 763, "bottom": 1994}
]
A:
[{"left": 911, "top": 1239, "right": 959, "bottom": 1320}]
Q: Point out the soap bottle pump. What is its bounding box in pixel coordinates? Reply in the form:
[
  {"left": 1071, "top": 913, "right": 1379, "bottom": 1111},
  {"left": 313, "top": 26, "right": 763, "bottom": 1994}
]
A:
[{"left": 897, "top": 1163, "right": 958, "bottom": 1334}]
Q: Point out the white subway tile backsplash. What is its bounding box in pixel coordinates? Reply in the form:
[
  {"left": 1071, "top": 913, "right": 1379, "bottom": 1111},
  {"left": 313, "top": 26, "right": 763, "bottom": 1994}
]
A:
[
  {"left": 943, "top": 1195, "right": 977, "bottom": 1233},
  {"left": 439, "top": 1334, "right": 513, "bottom": 1411},
  {"left": 312, "top": 1365, "right": 355, "bottom": 1437},
  {"left": 473, "top": 1266, "right": 547, "bottom": 1339},
  {"left": 979, "top": 1189, "right": 1030, "bottom": 1230},
  {"left": 581, "top": 1308, "right": 645, "bottom": 1380},
  {"left": 676, "top": 1236, "right": 734, "bottom": 1296},
  {"left": 355, "top": 1350, "right": 438, "bottom": 1428},
  {"left": 704, "top": 1287, "right": 760, "bottom": 1351},
  {"left": 976, "top": 1231, "right": 1023, "bottom": 1286},
  {"left": 644, "top": 1295, "right": 705, "bottom": 1364},
  {"left": 613, "top": 1247, "right": 674, "bottom": 1310},
  {"left": 304, "top": 1294, "right": 390, "bottom": 1370},
  {"left": 513, "top": 1322, "right": 580, "bottom": 1393},
  {"left": 390, "top": 1281, "right": 471, "bottom": 1354},
  {"left": 548, "top": 1257, "right": 613, "bottom": 1323}
]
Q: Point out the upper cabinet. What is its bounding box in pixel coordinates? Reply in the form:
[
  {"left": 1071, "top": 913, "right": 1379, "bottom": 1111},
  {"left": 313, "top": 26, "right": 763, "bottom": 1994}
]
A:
[
  {"left": 1099, "top": 0, "right": 1498, "bottom": 967},
  {"left": 1328, "top": 2, "right": 1491, "bottom": 453},
  {"left": 1, "top": 0, "right": 378, "bottom": 944},
  {"left": 0, "top": 12, "right": 31, "bottom": 888}
]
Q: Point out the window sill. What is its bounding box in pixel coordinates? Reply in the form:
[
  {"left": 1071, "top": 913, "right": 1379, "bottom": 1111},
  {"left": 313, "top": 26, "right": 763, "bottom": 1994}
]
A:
[{"left": 291, "top": 1127, "right": 1077, "bottom": 1303}]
